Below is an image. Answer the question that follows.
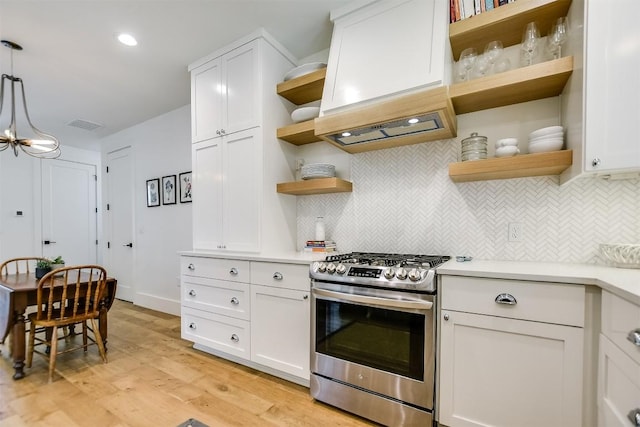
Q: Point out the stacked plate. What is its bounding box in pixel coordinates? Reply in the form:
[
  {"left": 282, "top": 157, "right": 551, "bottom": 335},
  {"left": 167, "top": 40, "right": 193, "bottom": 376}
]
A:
[
  {"left": 291, "top": 101, "right": 321, "bottom": 123},
  {"left": 283, "top": 62, "right": 327, "bottom": 81},
  {"left": 301, "top": 163, "right": 335, "bottom": 180},
  {"left": 528, "top": 126, "right": 564, "bottom": 153}
]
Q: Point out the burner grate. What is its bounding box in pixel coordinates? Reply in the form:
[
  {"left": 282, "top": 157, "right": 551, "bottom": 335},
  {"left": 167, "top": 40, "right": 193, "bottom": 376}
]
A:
[{"left": 325, "top": 252, "right": 450, "bottom": 268}]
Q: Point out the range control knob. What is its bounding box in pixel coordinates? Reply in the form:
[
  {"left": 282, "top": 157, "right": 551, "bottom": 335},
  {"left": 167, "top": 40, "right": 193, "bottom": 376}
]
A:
[
  {"left": 326, "top": 263, "right": 337, "bottom": 274},
  {"left": 396, "top": 267, "right": 408, "bottom": 280},
  {"left": 317, "top": 262, "right": 327, "bottom": 273},
  {"left": 384, "top": 268, "right": 396, "bottom": 280},
  {"left": 336, "top": 264, "right": 347, "bottom": 275},
  {"left": 408, "top": 268, "right": 423, "bottom": 282}
]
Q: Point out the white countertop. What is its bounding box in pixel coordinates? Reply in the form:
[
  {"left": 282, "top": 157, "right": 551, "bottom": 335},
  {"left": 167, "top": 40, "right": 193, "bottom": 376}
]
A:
[
  {"left": 178, "top": 250, "right": 326, "bottom": 265},
  {"left": 438, "top": 259, "right": 640, "bottom": 306}
]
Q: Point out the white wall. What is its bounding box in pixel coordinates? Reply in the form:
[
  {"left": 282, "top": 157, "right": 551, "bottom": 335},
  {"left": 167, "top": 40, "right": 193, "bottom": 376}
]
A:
[{"left": 100, "top": 105, "right": 191, "bottom": 315}]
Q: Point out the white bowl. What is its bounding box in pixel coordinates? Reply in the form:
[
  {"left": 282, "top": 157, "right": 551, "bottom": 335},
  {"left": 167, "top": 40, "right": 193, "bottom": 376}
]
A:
[
  {"left": 529, "top": 133, "right": 563, "bottom": 142},
  {"left": 528, "top": 139, "right": 564, "bottom": 153},
  {"left": 529, "top": 125, "right": 564, "bottom": 139},
  {"left": 496, "top": 138, "right": 518, "bottom": 148},
  {"left": 495, "top": 146, "right": 520, "bottom": 157},
  {"left": 529, "top": 136, "right": 564, "bottom": 146},
  {"left": 283, "top": 62, "right": 326, "bottom": 81},
  {"left": 291, "top": 106, "right": 320, "bottom": 123}
]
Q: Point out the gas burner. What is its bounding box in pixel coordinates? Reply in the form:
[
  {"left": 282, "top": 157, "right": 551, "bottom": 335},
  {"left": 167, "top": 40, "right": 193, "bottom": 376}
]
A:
[{"left": 325, "top": 252, "right": 450, "bottom": 268}]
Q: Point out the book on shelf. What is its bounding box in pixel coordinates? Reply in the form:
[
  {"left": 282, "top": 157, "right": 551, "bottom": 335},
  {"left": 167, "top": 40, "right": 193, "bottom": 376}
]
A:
[
  {"left": 303, "top": 246, "right": 337, "bottom": 253},
  {"left": 450, "top": 0, "right": 515, "bottom": 23},
  {"left": 305, "top": 240, "right": 336, "bottom": 247}
]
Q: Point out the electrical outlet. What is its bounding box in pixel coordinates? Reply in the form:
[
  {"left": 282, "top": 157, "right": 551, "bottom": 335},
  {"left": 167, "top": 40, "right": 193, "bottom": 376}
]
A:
[
  {"left": 296, "top": 158, "right": 305, "bottom": 171},
  {"left": 508, "top": 222, "right": 523, "bottom": 242}
]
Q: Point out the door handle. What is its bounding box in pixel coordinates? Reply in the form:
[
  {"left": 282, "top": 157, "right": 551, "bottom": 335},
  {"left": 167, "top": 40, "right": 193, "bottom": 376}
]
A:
[
  {"left": 123, "top": 243, "right": 133, "bottom": 248},
  {"left": 43, "top": 240, "right": 57, "bottom": 245}
]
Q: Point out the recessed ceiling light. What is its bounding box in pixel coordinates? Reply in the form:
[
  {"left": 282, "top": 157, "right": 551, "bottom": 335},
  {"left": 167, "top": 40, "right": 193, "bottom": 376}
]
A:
[
  {"left": 407, "top": 118, "right": 419, "bottom": 124},
  {"left": 117, "top": 33, "right": 137, "bottom": 47}
]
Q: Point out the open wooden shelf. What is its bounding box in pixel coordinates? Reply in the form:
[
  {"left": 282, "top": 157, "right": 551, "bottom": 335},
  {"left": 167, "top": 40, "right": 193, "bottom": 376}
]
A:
[
  {"left": 449, "top": 0, "right": 572, "bottom": 60},
  {"left": 449, "top": 150, "right": 573, "bottom": 182},
  {"left": 276, "top": 120, "right": 322, "bottom": 145},
  {"left": 450, "top": 56, "right": 573, "bottom": 114},
  {"left": 276, "top": 177, "right": 353, "bottom": 195},
  {"left": 276, "top": 68, "right": 326, "bottom": 105}
]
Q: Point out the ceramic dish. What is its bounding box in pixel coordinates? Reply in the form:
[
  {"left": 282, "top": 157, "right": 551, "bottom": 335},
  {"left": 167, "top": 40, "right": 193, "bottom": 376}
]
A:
[
  {"left": 496, "top": 138, "right": 518, "bottom": 147},
  {"left": 529, "top": 125, "right": 563, "bottom": 139},
  {"left": 528, "top": 140, "right": 563, "bottom": 153},
  {"left": 283, "top": 62, "right": 327, "bottom": 81},
  {"left": 291, "top": 106, "right": 320, "bottom": 123},
  {"left": 495, "top": 146, "right": 520, "bottom": 157}
]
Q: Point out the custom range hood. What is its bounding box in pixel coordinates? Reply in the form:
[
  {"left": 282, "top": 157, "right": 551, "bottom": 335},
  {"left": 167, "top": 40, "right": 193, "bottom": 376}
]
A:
[{"left": 314, "top": 0, "right": 456, "bottom": 154}]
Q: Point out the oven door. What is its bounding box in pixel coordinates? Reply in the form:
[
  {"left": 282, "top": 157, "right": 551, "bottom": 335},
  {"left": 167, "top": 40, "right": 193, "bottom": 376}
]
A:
[{"left": 311, "top": 281, "right": 436, "bottom": 410}]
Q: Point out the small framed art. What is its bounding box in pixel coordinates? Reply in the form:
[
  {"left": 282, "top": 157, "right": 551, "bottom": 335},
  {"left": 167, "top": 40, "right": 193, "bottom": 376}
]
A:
[
  {"left": 162, "top": 175, "right": 177, "bottom": 205},
  {"left": 179, "top": 171, "right": 192, "bottom": 203},
  {"left": 146, "top": 178, "right": 160, "bottom": 207}
]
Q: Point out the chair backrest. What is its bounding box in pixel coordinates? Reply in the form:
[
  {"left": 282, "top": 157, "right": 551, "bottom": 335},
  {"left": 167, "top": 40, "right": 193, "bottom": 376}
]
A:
[
  {"left": 35, "top": 265, "right": 107, "bottom": 325},
  {"left": 0, "top": 257, "right": 49, "bottom": 276}
]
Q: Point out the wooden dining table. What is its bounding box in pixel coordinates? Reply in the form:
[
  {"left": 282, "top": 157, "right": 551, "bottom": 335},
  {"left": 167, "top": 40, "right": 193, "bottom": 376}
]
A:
[{"left": 0, "top": 272, "right": 117, "bottom": 380}]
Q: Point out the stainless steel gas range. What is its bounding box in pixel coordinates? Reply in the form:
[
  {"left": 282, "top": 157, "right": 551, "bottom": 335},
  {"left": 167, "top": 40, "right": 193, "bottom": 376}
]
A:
[{"left": 309, "top": 252, "right": 450, "bottom": 427}]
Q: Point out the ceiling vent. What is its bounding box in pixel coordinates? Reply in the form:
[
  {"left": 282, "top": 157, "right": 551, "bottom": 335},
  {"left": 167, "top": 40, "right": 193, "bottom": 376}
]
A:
[{"left": 67, "top": 119, "right": 103, "bottom": 132}]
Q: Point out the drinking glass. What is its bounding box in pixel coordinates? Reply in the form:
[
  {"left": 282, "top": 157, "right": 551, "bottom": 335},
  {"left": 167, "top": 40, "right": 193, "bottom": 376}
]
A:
[
  {"left": 546, "top": 17, "right": 569, "bottom": 60},
  {"left": 484, "top": 40, "right": 504, "bottom": 68},
  {"left": 459, "top": 47, "right": 478, "bottom": 80},
  {"left": 471, "top": 54, "right": 491, "bottom": 79},
  {"left": 493, "top": 57, "right": 511, "bottom": 74},
  {"left": 520, "top": 22, "right": 540, "bottom": 67}
]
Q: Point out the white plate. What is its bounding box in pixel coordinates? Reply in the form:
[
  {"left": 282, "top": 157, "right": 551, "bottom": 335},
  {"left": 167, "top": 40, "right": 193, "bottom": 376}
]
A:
[
  {"left": 283, "top": 62, "right": 327, "bottom": 81},
  {"left": 291, "top": 106, "right": 320, "bottom": 123},
  {"left": 528, "top": 140, "right": 564, "bottom": 153},
  {"left": 529, "top": 126, "right": 563, "bottom": 139}
]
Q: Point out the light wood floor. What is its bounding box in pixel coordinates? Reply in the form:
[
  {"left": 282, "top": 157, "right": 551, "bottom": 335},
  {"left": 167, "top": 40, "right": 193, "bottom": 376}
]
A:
[{"left": 0, "top": 300, "right": 378, "bottom": 427}]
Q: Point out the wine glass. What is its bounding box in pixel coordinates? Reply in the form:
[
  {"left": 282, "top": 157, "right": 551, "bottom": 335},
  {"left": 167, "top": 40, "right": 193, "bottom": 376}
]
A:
[
  {"left": 520, "top": 22, "right": 540, "bottom": 67},
  {"left": 484, "top": 40, "right": 504, "bottom": 70},
  {"left": 471, "top": 54, "right": 491, "bottom": 79},
  {"left": 459, "top": 47, "right": 478, "bottom": 81},
  {"left": 546, "top": 17, "right": 569, "bottom": 60},
  {"left": 493, "top": 56, "right": 512, "bottom": 74}
]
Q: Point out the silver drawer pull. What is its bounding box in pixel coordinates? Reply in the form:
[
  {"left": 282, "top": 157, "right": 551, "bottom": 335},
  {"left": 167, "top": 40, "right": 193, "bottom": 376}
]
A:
[
  {"left": 495, "top": 293, "right": 517, "bottom": 305},
  {"left": 187, "top": 263, "right": 195, "bottom": 271},
  {"left": 230, "top": 297, "right": 239, "bottom": 305},
  {"left": 627, "top": 329, "right": 640, "bottom": 347},
  {"left": 188, "top": 322, "right": 196, "bottom": 330},
  {"left": 628, "top": 408, "right": 640, "bottom": 427},
  {"left": 273, "top": 272, "right": 283, "bottom": 280},
  {"left": 230, "top": 334, "right": 239, "bottom": 343},
  {"left": 188, "top": 289, "right": 196, "bottom": 297},
  {"left": 229, "top": 267, "right": 238, "bottom": 275}
]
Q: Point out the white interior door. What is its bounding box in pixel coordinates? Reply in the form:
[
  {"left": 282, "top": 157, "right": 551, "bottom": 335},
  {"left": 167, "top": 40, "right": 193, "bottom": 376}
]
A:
[
  {"left": 41, "top": 160, "right": 97, "bottom": 264},
  {"left": 106, "top": 147, "right": 135, "bottom": 302}
]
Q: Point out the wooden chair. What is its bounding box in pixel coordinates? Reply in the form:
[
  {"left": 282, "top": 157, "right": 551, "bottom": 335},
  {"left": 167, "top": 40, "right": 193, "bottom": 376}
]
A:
[{"left": 26, "top": 265, "right": 108, "bottom": 382}]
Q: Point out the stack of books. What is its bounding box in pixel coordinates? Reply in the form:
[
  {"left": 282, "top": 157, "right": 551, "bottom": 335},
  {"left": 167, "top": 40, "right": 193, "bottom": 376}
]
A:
[
  {"left": 450, "top": 0, "right": 515, "bottom": 24},
  {"left": 303, "top": 240, "right": 337, "bottom": 253}
]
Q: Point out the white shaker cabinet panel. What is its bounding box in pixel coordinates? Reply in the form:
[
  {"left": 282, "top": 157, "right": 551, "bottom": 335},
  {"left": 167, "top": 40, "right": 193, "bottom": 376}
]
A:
[
  {"left": 192, "top": 138, "right": 224, "bottom": 251},
  {"left": 191, "top": 59, "right": 223, "bottom": 143}
]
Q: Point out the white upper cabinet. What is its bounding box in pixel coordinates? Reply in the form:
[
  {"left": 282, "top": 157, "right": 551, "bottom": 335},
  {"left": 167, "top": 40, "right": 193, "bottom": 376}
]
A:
[
  {"left": 320, "top": 0, "right": 449, "bottom": 114},
  {"left": 191, "top": 40, "right": 259, "bottom": 143}
]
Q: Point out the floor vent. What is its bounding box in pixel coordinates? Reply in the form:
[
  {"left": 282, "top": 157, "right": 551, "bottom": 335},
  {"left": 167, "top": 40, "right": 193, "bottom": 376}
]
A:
[{"left": 67, "top": 119, "right": 103, "bottom": 131}]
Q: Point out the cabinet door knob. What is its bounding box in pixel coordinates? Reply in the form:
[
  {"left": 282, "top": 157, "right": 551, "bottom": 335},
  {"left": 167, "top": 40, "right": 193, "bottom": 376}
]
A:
[
  {"left": 188, "top": 289, "right": 196, "bottom": 297},
  {"left": 273, "top": 272, "right": 283, "bottom": 280},
  {"left": 303, "top": 294, "right": 309, "bottom": 300},
  {"left": 216, "top": 129, "right": 221, "bottom": 135},
  {"left": 443, "top": 313, "right": 450, "bottom": 321},
  {"left": 627, "top": 329, "right": 640, "bottom": 347},
  {"left": 229, "top": 267, "right": 238, "bottom": 275},
  {"left": 230, "top": 334, "right": 239, "bottom": 343},
  {"left": 592, "top": 157, "right": 601, "bottom": 167},
  {"left": 495, "top": 293, "right": 517, "bottom": 305},
  {"left": 628, "top": 408, "right": 640, "bottom": 427},
  {"left": 188, "top": 322, "right": 196, "bottom": 330},
  {"left": 230, "top": 296, "right": 239, "bottom": 305},
  {"left": 221, "top": 129, "right": 226, "bottom": 135},
  {"left": 188, "top": 263, "right": 195, "bottom": 270}
]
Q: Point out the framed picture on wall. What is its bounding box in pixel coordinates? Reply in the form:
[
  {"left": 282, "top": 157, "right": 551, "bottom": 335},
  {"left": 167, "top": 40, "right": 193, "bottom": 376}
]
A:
[
  {"left": 179, "top": 171, "right": 192, "bottom": 203},
  {"left": 162, "top": 175, "right": 177, "bottom": 205},
  {"left": 146, "top": 178, "right": 160, "bottom": 207}
]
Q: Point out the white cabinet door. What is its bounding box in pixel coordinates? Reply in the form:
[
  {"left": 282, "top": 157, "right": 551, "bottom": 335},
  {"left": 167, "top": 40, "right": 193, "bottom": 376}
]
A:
[
  {"left": 439, "top": 310, "right": 584, "bottom": 427},
  {"left": 192, "top": 138, "right": 224, "bottom": 251},
  {"left": 191, "top": 40, "right": 259, "bottom": 143},
  {"left": 250, "top": 284, "right": 310, "bottom": 380},
  {"left": 584, "top": 0, "right": 640, "bottom": 173}
]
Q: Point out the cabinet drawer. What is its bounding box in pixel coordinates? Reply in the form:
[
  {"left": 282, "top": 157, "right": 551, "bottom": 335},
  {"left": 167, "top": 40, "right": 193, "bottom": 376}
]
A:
[
  {"left": 250, "top": 261, "right": 310, "bottom": 291},
  {"left": 441, "top": 276, "right": 585, "bottom": 327},
  {"left": 181, "top": 276, "right": 250, "bottom": 320},
  {"left": 181, "top": 307, "right": 250, "bottom": 360},
  {"left": 602, "top": 291, "right": 640, "bottom": 364},
  {"left": 181, "top": 256, "right": 250, "bottom": 282}
]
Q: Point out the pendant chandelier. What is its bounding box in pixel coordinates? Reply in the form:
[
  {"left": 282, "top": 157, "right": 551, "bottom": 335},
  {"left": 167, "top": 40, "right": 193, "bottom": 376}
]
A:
[{"left": 0, "top": 40, "right": 60, "bottom": 159}]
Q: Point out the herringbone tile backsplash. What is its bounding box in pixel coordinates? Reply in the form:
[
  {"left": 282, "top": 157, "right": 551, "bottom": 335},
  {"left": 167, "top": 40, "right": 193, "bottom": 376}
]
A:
[{"left": 296, "top": 139, "right": 640, "bottom": 264}]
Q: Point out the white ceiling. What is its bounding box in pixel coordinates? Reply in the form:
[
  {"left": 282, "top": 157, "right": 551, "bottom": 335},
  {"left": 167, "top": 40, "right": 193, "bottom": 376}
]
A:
[{"left": 0, "top": 0, "right": 348, "bottom": 151}]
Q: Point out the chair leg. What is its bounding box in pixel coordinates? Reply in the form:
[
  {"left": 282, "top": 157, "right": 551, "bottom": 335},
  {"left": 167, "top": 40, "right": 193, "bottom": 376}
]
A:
[
  {"left": 48, "top": 325, "right": 58, "bottom": 383},
  {"left": 27, "top": 322, "right": 36, "bottom": 368},
  {"left": 82, "top": 321, "right": 88, "bottom": 352},
  {"left": 90, "top": 318, "right": 107, "bottom": 363}
]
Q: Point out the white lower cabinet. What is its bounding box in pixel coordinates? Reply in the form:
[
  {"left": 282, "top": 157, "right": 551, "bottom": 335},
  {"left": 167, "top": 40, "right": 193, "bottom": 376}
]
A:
[
  {"left": 181, "top": 256, "right": 311, "bottom": 384},
  {"left": 439, "top": 276, "right": 585, "bottom": 427},
  {"left": 598, "top": 291, "right": 640, "bottom": 426}
]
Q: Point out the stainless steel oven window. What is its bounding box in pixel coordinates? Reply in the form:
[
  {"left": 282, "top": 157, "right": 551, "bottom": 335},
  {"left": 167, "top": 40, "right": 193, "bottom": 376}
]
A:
[{"left": 315, "top": 298, "right": 426, "bottom": 380}]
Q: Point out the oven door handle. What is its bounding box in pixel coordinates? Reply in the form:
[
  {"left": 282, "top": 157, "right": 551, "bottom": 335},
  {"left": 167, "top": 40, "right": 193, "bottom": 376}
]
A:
[{"left": 313, "top": 288, "right": 433, "bottom": 311}]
